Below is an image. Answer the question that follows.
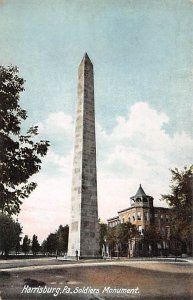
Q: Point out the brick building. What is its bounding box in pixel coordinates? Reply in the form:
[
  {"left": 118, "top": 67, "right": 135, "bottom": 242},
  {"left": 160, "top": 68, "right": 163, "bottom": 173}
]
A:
[{"left": 107, "top": 185, "right": 172, "bottom": 257}]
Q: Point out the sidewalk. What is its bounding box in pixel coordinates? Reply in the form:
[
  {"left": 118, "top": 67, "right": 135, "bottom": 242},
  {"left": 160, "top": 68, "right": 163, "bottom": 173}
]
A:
[{"left": 0, "top": 256, "right": 193, "bottom": 272}]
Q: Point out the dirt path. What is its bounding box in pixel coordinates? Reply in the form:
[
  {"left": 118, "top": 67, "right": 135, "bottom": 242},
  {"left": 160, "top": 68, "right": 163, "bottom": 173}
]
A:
[
  {"left": 1, "top": 260, "right": 192, "bottom": 274},
  {"left": 0, "top": 260, "right": 192, "bottom": 299}
]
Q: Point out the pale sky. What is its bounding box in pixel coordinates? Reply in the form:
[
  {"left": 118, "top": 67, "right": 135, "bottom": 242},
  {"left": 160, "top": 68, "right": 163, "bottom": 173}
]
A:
[{"left": 0, "top": 0, "right": 193, "bottom": 241}]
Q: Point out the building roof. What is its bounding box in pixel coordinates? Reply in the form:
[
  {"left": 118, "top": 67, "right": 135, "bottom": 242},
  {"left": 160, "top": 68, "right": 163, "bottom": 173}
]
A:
[
  {"left": 135, "top": 184, "right": 147, "bottom": 197},
  {"left": 107, "top": 216, "right": 119, "bottom": 221},
  {"left": 154, "top": 206, "right": 170, "bottom": 211},
  {"left": 118, "top": 207, "right": 132, "bottom": 214}
]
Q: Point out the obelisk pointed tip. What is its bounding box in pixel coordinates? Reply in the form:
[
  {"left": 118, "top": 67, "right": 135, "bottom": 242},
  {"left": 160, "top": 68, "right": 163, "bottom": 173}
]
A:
[
  {"left": 83, "top": 52, "right": 90, "bottom": 59},
  {"left": 80, "top": 52, "right": 93, "bottom": 65}
]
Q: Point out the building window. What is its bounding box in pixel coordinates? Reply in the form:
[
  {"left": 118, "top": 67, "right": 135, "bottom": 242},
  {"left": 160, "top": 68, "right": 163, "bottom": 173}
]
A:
[
  {"left": 144, "top": 212, "right": 149, "bottom": 221},
  {"left": 130, "top": 242, "right": 132, "bottom": 250},
  {"left": 133, "top": 213, "right": 135, "bottom": 221},
  {"left": 137, "top": 212, "right": 141, "bottom": 220},
  {"left": 165, "top": 227, "right": 170, "bottom": 238},
  {"left": 154, "top": 214, "right": 158, "bottom": 218},
  {"left": 166, "top": 215, "right": 169, "bottom": 222},
  {"left": 160, "top": 215, "right": 164, "bottom": 222},
  {"left": 138, "top": 225, "right": 142, "bottom": 234},
  {"left": 128, "top": 215, "right": 131, "bottom": 222},
  {"left": 122, "top": 218, "right": 125, "bottom": 223}
]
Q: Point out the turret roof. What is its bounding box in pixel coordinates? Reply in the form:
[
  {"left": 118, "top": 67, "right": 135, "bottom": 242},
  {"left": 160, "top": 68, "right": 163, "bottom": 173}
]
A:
[{"left": 135, "top": 184, "right": 147, "bottom": 197}]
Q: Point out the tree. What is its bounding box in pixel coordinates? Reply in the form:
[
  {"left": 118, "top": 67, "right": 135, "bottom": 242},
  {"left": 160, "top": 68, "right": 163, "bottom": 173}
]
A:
[
  {"left": 46, "top": 233, "right": 58, "bottom": 254},
  {"left": 41, "top": 240, "right": 48, "bottom": 255},
  {"left": 106, "top": 226, "right": 116, "bottom": 255},
  {"left": 99, "top": 222, "right": 108, "bottom": 255},
  {"left": 42, "top": 225, "right": 69, "bottom": 256},
  {"left": 56, "top": 225, "right": 69, "bottom": 255},
  {"left": 116, "top": 222, "right": 138, "bottom": 257},
  {"left": 116, "top": 222, "right": 138, "bottom": 243},
  {"left": 105, "top": 222, "right": 138, "bottom": 257},
  {"left": 31, "top": 234, "right": 40, "bottom": 255},
  {"left": 22, "top": 235, "right": 30, "bottom": 255},
  {"left": 15, "top": 240, "right": 21, "bottom": 255},
  {"left": 161, "top": 166, "right": 193, "bottom": 255},
  {"left": 0, "top": 65, "right": 49, "bottom": 216},
  {"left": 143, "top": 225, "right": 162, "bottom": 256},
  {"left": 0, "top": 214, "right": 22, "bottom": 257}
]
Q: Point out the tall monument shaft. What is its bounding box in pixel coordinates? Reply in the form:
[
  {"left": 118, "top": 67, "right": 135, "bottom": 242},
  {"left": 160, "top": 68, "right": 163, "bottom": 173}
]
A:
[{"left": 68, "top": 54, "right": 99, "bottom": 258}]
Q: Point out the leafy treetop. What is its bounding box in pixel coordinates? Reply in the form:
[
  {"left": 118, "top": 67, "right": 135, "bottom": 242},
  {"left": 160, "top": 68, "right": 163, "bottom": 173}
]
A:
[
  {"left": 161, "top": 166, "right": 193, "bottom": 246},
  {"left": 0, "top": 65, "right": 50, "bottom": 215}
]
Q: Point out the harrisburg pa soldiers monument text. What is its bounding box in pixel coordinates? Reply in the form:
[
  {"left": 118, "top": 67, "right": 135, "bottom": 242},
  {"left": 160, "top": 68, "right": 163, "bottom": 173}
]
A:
[{"left": 67, "top": 53, "right": 100, "bottom": 258}]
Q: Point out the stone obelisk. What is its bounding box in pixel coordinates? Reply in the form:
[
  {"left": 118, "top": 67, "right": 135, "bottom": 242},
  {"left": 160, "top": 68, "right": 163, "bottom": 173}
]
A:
[{"left": 68, "top": 53, "right": 99, "bottom": 258}]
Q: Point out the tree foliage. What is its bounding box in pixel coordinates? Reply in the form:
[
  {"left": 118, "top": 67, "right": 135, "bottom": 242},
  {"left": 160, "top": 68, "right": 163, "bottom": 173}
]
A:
[
  {"left": 56, "top": 225, "right": 69, "bottom": 254},
  {"left": 45, "top": 233, "right": 58, "bottom": 254},
  {"left": 22, "top": 235, "right": 30, "bottom": 255},
  {"left": 115, "top": 222, "right": 138, "bottom": 256},
  {"left": 99, "top": 222, "right": 108, "bottom": 254},
  {"left": 42, "top": 225, "right": 69, "bottom": 255},
  {"left": 0, "top": 65, "right": 49, "bottom": 215},
  {"left": 143, "top": 225, "right": 162, "bottom": 256},
  {"left": 106, "top": 226, "right": 116, "bottom": 247},
  {"left": 41, "top": 239, "right": 48, "bottom": 255},
  {"left": 0, "top": 214, "right": 22, "bottom": 257},
  {"left": 116, "top": 222, "right": 138, "bottom": 244},
  {"left": 104, "top": 222, "right": 138, "bottom": 256},
  {"left": 31, "top": 234, "right": 41, "bottom": 255},
  {"left": 161, "top": 166, "right": 193, "bottom": 253}
]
